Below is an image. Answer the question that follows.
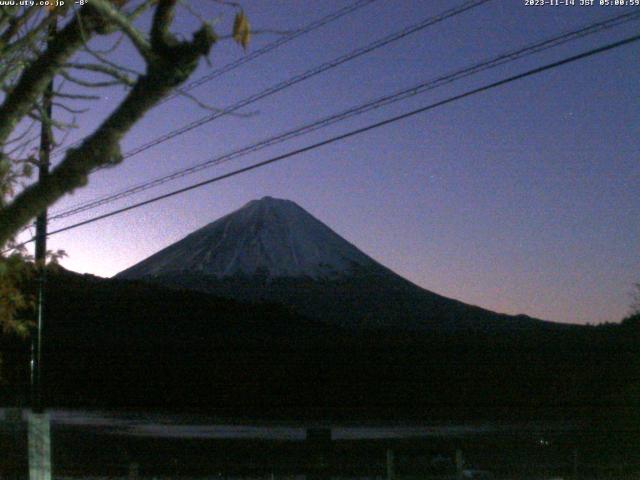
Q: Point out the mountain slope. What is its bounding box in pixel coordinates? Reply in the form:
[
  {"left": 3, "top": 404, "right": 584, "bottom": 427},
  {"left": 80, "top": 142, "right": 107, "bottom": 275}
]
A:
[
  {"left": 4, "top": 268, "right": 637, "bottom": 420},
  {"left": 117, "top": 197, "right": 553, "bottom": 332},
  {"left": 118, "top": 196, "right": 377, "bottom": 280}
]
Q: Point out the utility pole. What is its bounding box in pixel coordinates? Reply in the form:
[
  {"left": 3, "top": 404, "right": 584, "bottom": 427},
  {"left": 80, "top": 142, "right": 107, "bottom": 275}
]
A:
[
  {"left": 28, "top": 17, "right": 56, "bottom": 480},
  {"left": 31, "top": 14, "right": 56, "bottom": 415}
]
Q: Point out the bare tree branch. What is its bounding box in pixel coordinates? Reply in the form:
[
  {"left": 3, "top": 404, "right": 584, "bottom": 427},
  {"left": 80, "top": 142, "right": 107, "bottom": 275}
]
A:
[
  {"left": 65, "top": 62, "right": 135, "bottom": 85},
  {"left": 52, "top": 91, "right": 101, "bottom": 101},
  {"left": 59, "top": 68, "right": 132, "bottom": 88},
  {"left": 0, "top": 3, "right": 218, "bottom": 246},
  {"left": 0, "top": 12, "right": 55, "bottom": 62},
  {"left": 0, "top": 5, "right": 100, "bottom": 145},
  {"left": 52, "top": 102, "right": 90, "bottom": 115},
  {"left": 0, "top": 7, "right": 37, "bottom": 46},
  {"left": 90, "top": 0, "right": 153, "bottom": 61}
]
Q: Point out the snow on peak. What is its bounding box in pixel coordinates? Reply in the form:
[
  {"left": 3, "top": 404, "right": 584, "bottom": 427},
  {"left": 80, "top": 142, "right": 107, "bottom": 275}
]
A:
[{"left": 117, "top": 197, "right": 377, "bottom": 280}]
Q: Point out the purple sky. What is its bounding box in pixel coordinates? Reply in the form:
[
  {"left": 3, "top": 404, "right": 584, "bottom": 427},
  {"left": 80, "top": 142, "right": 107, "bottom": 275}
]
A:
[{"left": 34, "top": 1, "right": 639, "bottom": 325}]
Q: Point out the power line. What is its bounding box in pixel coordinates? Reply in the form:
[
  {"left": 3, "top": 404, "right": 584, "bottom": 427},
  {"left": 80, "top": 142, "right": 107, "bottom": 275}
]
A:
[
  {"left": 160, "top": 0, "right": 379, "bottom": 104},
  {"left": 56, "top": 0, "right": 492, "bottom": 168},
  {"left": 49, "top": 0, "right": 379, "bottom": 160},
  {"left": 49, "top": 10, "right": 640, "bottom": 221},
  {"left": 49, "top": 0, "right": 493, "bottom": 217},
  {"left": 120, "top": 0, "right": 491, "bottom": 160},
  {"left": 12, "top": 33, "right": 636, "bottom": 251}
]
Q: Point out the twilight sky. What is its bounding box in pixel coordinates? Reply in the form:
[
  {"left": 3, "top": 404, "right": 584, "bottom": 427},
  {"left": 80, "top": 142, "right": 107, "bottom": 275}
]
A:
[{"left": 32, "top": 0, "right": 639, "bottom": 325}]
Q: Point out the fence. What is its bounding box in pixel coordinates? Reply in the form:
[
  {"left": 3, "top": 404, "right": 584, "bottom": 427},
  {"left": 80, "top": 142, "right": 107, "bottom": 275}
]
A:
[{"left": 1, "top": 409, "right": 638, "bottom": 480}]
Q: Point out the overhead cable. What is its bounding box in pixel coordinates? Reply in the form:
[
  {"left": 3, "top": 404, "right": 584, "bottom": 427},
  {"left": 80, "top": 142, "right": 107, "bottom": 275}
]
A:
[
  {"left": 49, "top": 10, "right": 640, "bottom": 221},
  {"left": 11, "top": 32, "right": 635, "bottom": 251},
  {"left": 51, "top": 0, "right": 491, "bottom": 167},
  {"left": 49, "top": 0, "right": 379, "bottom": 159},
  {"left": 160, "top": 0, "right": 380, "bottom": 104}
]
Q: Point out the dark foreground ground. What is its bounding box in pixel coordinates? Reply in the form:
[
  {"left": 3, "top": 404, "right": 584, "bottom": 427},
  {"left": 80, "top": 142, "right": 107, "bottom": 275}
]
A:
[
  {"left": 1, "top": 271, "right": 638, "bottom": 477},
  {"left": 2, "top": 269, "right": 638, "bottom": 422},
  {"left": 1, "top": 409, "right": 638, "bottom": 479}
]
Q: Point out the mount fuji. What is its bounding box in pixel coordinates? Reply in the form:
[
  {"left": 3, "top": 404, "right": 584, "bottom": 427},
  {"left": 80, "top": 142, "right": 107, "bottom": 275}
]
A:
[
  {"left": 118, "top": 196, "right": 377, "bottom": 280},
  {"left": 10, "top": 196, "right": 628, "bottom": 415},
  {"left": 117, "top": 196, "right": 551, "bottom": 332}
]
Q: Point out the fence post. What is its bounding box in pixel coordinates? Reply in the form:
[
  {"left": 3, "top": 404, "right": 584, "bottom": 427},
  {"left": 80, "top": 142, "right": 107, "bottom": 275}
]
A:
[
  {"left": 27, "top": 411, "right": 51, "bottom": 480},
  {"left": 128, "top": 462, "right": 139, "bottom": 480},
  {"left": 386, "top": 448, "right": 395, "bottom": 480},
  {"left": 455, "top": 449, "right": 464, "bottom": 480},
  {"left": 306, "top": 428, "right": 331, "bottom": 480},
  {"left": 573, "top": 447, "right": 579, "bottom": 480}
]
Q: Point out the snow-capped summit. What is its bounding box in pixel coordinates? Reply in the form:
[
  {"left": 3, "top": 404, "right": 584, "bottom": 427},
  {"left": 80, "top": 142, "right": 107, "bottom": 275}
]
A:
[{"left": 117, "top": 196, "right": 377, "bottom": 280}]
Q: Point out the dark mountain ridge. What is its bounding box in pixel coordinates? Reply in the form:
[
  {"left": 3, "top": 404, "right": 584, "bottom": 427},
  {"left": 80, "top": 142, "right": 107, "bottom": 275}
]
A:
[
  {"left": 2, "top": 267, "right": 637, "bottom": 424},
  {"left": 3, "top": 198, "right": 637, "bottom": 423}
]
